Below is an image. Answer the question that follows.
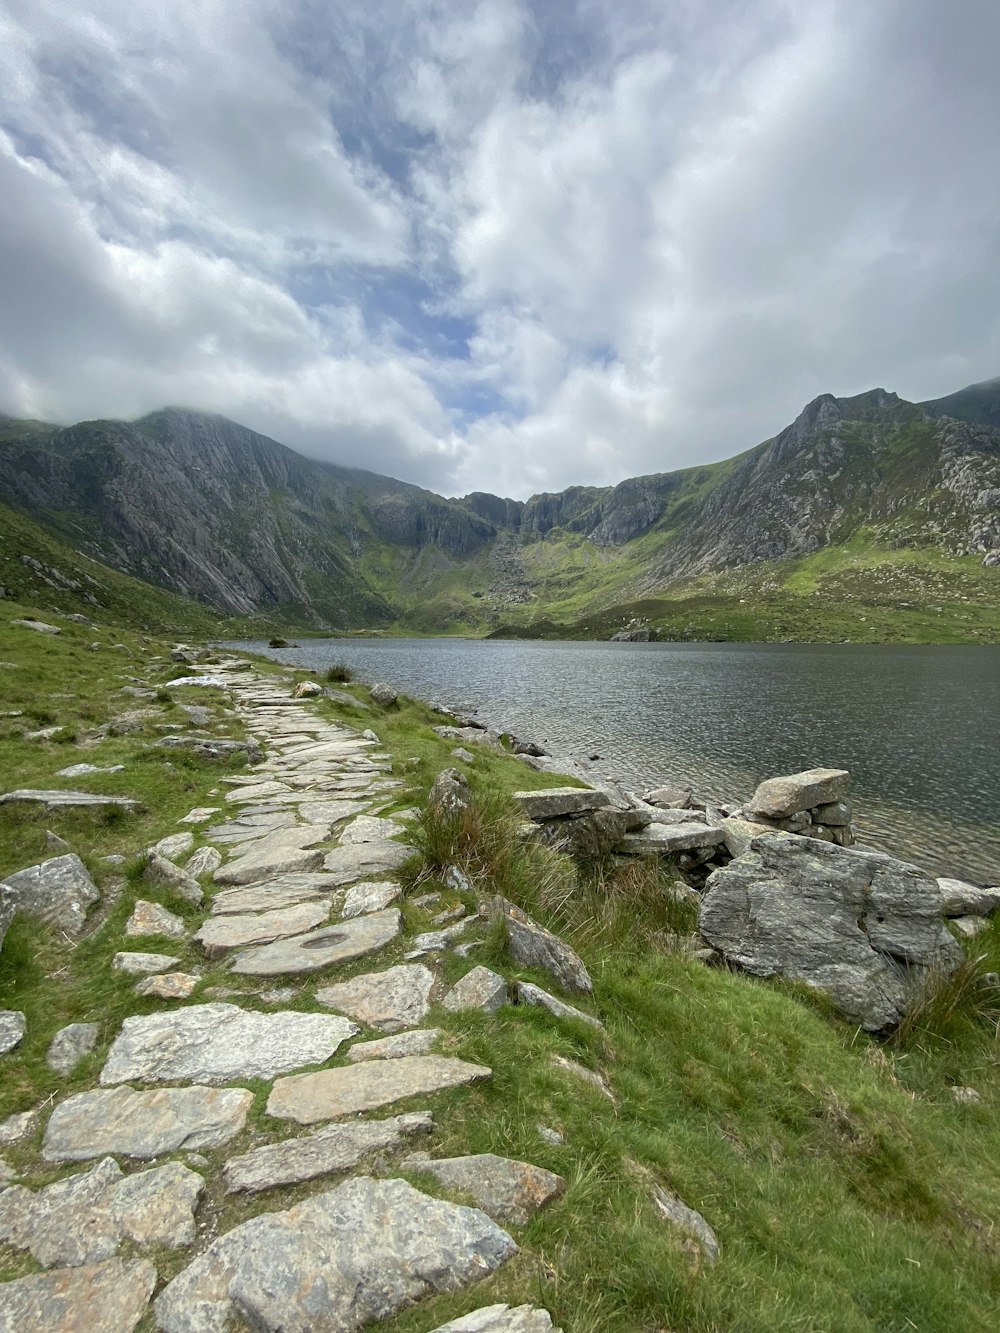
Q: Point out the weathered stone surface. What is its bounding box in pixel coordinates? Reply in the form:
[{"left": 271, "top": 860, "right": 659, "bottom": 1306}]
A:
[
  {"left": 745, "top": 768, "right": 850, "bottom": 820},
  {"left": 150, "top": 832, "right": 194, "bottom": 861},
  {"left": 406, "top": 919, "right": 475, "bottom": 958},
  {"left": 444, "top": 966, "right": 509, "bottom": 1014},
  {"left": 0, "top": 1257, "right": 156, "bottom": 1332},
  {"left": 293, "top": 680, "right": 322, "bottom": 698},
  {"left": 113, "top": 951, "right": 181, "bottom": 976},
  {"left": 100, "top": 1003, "right": 357, "bottom": 1085},
  {"left": 194, "top": 901, "right": 330, "bottom": 955},
  {"left": 951, "top": 915, "right": 991, "bottom": 938},
  {"left": 369, "top": 681, "right": 398, "bottom": 706},
  {"left": 0, "top": 883, "right": 14, "bottom": 952},
  {"left": 339, "top": 814, "right": 406, "bottom": 844},
  {"left": 0, "top": 1011, "right": 26, "bottom": 1055},
  {"left": 342, "top": 878, "right": 401, "bottom": 917},
  {"left": 516, "top": 982, "right": 605, "bottom": 1030},
  {"left": 231, "top": 909, "right": 401, "bottom": 976},
  {"left": 135, "top": 972, "right": 200, "bottom": 1000},
  {"left": 142, "top": 855, "right": 203, "bottom": 905},
  {"left": 812, "top": 800, "right": 852, "bottom": 826},
  {"left": 428, "top": 1304, "right": 560, "bottom": 1332},
  {"left": 124, "top": 900, "right": 186, "bottom": 938},
  {"left": 347, "top": 1029, "right": 442, "bottom": 1062},
  {"left": 651, "top": 1184, "right": 720, "bottom": 1264},
  {"left": 0, "top": 853, "right": 100, "bottom": 934},
  {"left": 10, "top": 617, "right": 61, "bottom": 634},
  {"left": 0, "top": 1156, "right": 203, "bottom": 1267},
  {"left": 178, "top": 806, "right": 220, "bottom": 825},
  {"left": 0, "top": 789, "right": 140, "bottom": 811},
  {"left": 208, "top": 872, "right": 337, "bottom": 915},
  {"left": 618, "top": 822, "right": 725, "bottom": 854},
  {"left": 46, "top": 1023, "right": 99, "bottom": 1075},
  {"left": 513, "top": 787, "right": 610, "bottom": 819},
  {"left": 699, "top": 832, "right": 963, "bottom": 1031},
  {"left": 224, "top": 1111, "right": 433, "bottom": 1194},
  {"left": 429, "top": 767, "right": 473, "bottom": 817},
  {"left": 56, "top": 764, "right": 125, "bottom": 779},
  {"left": 405, "top": 1152, "right": 565, "bottom": 1225},
  {"left": 43, "top": 1086, "right": 253, "bottom": 1161},
  {"left": 0, "top": 1110, "right": 37, "bottom": 1144},
  {"left": 322, "top": 840, "right": 412, "bottom": 883},
  {"left": 720, "top": 816, "right": 773, "bottom": 859},
  {"left": 937, "top": 877, "right": 1000, "bottom": 917},
  {"left": 213, "top": 825, "right": 329, "bottom": 886},
  {"left": 316, "top": 962, "right": 434, "bottom": 1032},
  {"left": 154, "top": 1177, "right": 515, "bottom": 1333},
  {"left": 497, "top": 898, "right": 592, "bottom": 995},
  {"left": 268, "top": 1055, "right": 492, "bottom": 1124},
  {"left": 183, "top": 845, "right": 223, "bottom": 877},
  {"left": 550, "top": 1055, "right": 614, "bottom": 1100}
]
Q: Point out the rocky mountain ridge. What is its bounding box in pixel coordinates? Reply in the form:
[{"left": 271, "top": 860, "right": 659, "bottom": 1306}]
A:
[{"left": 1, "top": 376, "right": 999, "bottom": 630}]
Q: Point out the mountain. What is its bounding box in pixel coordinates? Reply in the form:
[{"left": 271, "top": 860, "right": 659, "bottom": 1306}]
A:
[{"left": 1, "top": 377, "right": 999, "bottom": 641}]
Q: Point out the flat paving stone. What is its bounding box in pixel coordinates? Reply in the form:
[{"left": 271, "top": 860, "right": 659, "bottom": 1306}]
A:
[
  {"left": 46, "top": 1023, "right": 99, "bottom": 1075},
  {"left": 443, "top": 966, "right": 509, "bottom": 1015},
  {"left": 0, "top": 1256, "right": 156, "bottom": 1333},
  {"left": 208, "top": 873, "right": 341, "bottom": 915},
  {"left": 124, "top": 901, "right": 186, "bottom": 938},
  {"left": 100, "top": 1002, "right": 357, "bottom": 1085},
  {"left": 230, "top": 908, "right": 401, "bottom": 977},
  {"left": 149, "top": 832, "right": 194, "bottom": 861},
  {"left": 316, "top": 963, "right": 435, "bottom": 1032},
  {"left": 341, "top": 879, "right": 401, "bottom": 918},
  {"left": 194, "top": 901, "right": 330, "bottom": 955},
  {"left": 267, "top": 1055, "right": 492, "bottom": 1124},
  {"left": 43, "top": 1086, "right": 254, "bottom": 1162},
  {"left": 184, "top": 846, "right": 222, "bottom": 877},
  {"left": 223, "top": 1110, "right": 433, "bottom": 1194},
  {"left": 338, "top": 814, "right": 406, "bottom": 844},
  {"left": 113, "top": 951, "right": 180, "bottom": 975},
  {"left": 428, "top": 1305, "right": 561, "bottom": 1332},
  {"left": 322, "top": 840, "right": 412, "bottom": 884},
  {"left": 0, "top": 1156, "right": 204, "bottom": 1267},
  {"left": 213, "top": 826, "right": 330, "bottom": 887},
  {"left": 154, "top": 1177, "right": 515, "bottom": 1333},
  {"left": 134, "top": 973, "right": 199, "bottom": 1000},
  {"left": 403, "top": 1152, "right": 566, "bottom": 1225},
  {"left": 0, "top": 789, "right": 141, "bottom": 812},
  {"left": 347, "top": 1029, "right": 442, "bottom": 1063}
]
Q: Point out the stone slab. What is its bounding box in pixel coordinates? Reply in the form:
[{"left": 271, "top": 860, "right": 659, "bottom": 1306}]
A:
[
  {"left": 213, "top": 825, "right": 329, "bottom": 886},
  {"left": 0, "top": 1011, "right": 26, "bottom": 1055},
  {"left": 516, "top": 981, "right": 605, "bottom": 1030},
  {"left": 341, "top": 879, "right": 401, "bottom": 917},
  {"left": 0, "top": 789, "right": 140, "bottom": 811},
  {"left": 513, "top": 787, "right": 610, "bottom": 819},
  {"left": 322, "top": 840, "right": 412, "bottom": 884},
  {"left": 230, "top": 908, "right": 401, "bottom": 977},
  {"left": 46, "top": 1023, "right": 99, "bottom": 1075},
  {"left": 134, "top": 972, "right": 200, "bottom": 1000},
  {"left": 0, "top": 853, "right": 100, "bottom": 934},
  {"left": 618, "top": 822, "right": 726, "bottom": 854},
  {"left": 746, "top": 768, "right": 850, "bottom": 820},
  {"left": 43, "top": 1086, "right": 253, "bottom": 1162},
  {"left": 428, "top": 1305, "right": 560, "bottom": 1332},
  {"left": 268, "top": 1055, "right": 492, "bottom": 1124},
  {"left": 99, "top": 1002, "right": 357, "bottom": 1085},
  {"left": 443, "top": 966, "right": 509, "bottom": 1014},
  {"left": 315, "top": 963, "right": 434, "bottom": 1032},
  {"left": 113, "top": 951, "right": 180, "bottom": 975},
  {"left": 338, "top": 815, "right": 406, "bottom": 844},
  {"left": 194, "top": 901, "right": 330, "bottom": 955},
  {"left": 0, "top": 1257, "right": 156, "bottom": 1333},
  {"left": 124, "top": 900, "right": 186, "bottom": 938},
  {"left": 404, "top": 1152, "right": 565, "bottom": 1224},
  {"left": 347, "top": 1029, "right": 442, "bottom": 1062},
  {"left": 208, "top": 872, "right": 340, "bottom": 915}
]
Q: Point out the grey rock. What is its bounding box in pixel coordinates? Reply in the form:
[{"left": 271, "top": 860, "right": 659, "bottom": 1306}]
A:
[
  {"left": 341, "top": 878, "right": 401, "bottom": 917},
  {"left": 55, "top": 764, "right": 125, "bottom": 779},
  {"left": 208, "top": 873, "right": 336, "bottom": 915},
  {"left": 347, "top": 1029, "right": 442, "bottom": 1062},
  {"left": 45, "top": 829, "right": 72, "bottom": 852},
  {"left": 224, "top": 1111, "right": 433, "bottom": 1194},
  {"left": 124, "top": 900, "right": 186, "bottom": 938},
  {"left": 550, "top": 1055, "right": 614, "bottom": 1100},
  {"left": 512, "top": 787, "right": 610, "bottom": 819},
  {"left": 113, "top": 951, "right": 181, "bottom": 976},
  {"left": 0, "top": 853, "right": 100, "bottom": 934},
  {"left": 178, "top": 806, "right": 220, "bottom": 825},
  {"left": 339, "top": 814, "right": 406, "bottom": 844},
  {"left": 444, "top": 966, "right": 509, "bottom": 1014},
  {"left": 322, "top": 839, "right": 412, "bottom": 883},
  {"left": 951, "top": 915, "right": 991, "bottom": 938},
  {"left": 0, "top": 788, "right": 140, "bottom": 811},
  {"left": 154, "top": 1177, "right": 515, "bottom": 1333},
  {"left": 404, "top": 1152, "right": 565, "bottom": 1224},
  {"left": 937, "top": 877, "right": 1000, "bottom": 917},
  {"left": 194, "top": 901, "right": 330, "bottom": 955},
  {"left": 719, "top": 816, "right": 774, "bottom": 859},
  {"left": 427, "top": 1304, "right": 560, "bottom": 1331},
  {"left": 643, "top": 784, "right": 694, "bottom": 809},
  {"left": 497, "top": 898, "right": 592, "bottom": 995},
  {"left": 745, "top": 768, "right": 850, "bottom": 820},
  {"left": 452, "top": 747, "right": 477, "bottom": 764},
  {"left": 230, "top": 908, "right": 401, "bottom": 976},
  {"left": 0, "top": 884, "right": 14, "bottom": 952},
  {"left": 812, "top": 800, "right": 852, "bottom": 826},
  {"left": 316, "top": 962, "right": 434, "bottom": 1031},
  {"left": 0, "top": 1110, "right": 37, "bottom": 1144},
  {"left": 0, "top": 1011, "right": 26, "bottom": 1055},
  {"left": 134, "top": 973, "right": 200, "bottom": 1000},
  {"left": 268, "top": 1055, "right": 492, "bottom": 1124},
  {"left": 183, "top": 845, "right": 223, "bottom": 877},
  {"left": 46, "top": 1023, "right": 99, "bottom": 1075},
  {"left": 651, "top": 1183, "right": 720, "bottom": 1263},
  {"left": 536, "top": 1125, "right": 564, "bottom": 1146},
  {"left": 535, "top": 808, "right": 629, "bottom": 862},
  {"left": 212, "top": 824, "right": 328, "bottom": 886},
  {"left": 444, "top": 864, "right": 474, "bottom": 893},
  {"left": 43, "top": 1085, "right": 254, "bottom": 1161},
  {"left": 618, "top": 822, "right": 725, "bottom": 854},
  {"left": 0, "top": 1257, "right": 156, "bottom": 1333},
  {"left": 292, "top": 680, "right": 323, "bottom": 697},
  {"left": 406, "top": 919, "right": 476, "bottom": 958},
  {"left": 516, "top": 981, "right": 605, "bottom": 1030},
  {"left": 429, "top": 767, "right": 473, "bottom": 817},
  {"left": 150, "top": 832, "right": 195, "bottom": 861},
  {"left": 0, "top": 1156, "right": 203, "bottom": 1267},
  {"left": 369, "top": 681, "right": 398, "bottom": 706},
  {"left": 99, "top": 1003, "right": 357, "bottom": 1085},
  {"left": 949, "top": 1085, "right": 982, "bottom": 1105},
  {"left": 142, "top": 855, "right": 203, "bottom": 906},
  {"left": 10, "top": 617, "right": 61, "bottom": 634},
  {"left": 699, "top": 832, "right": 963, "bottom": 1031}
]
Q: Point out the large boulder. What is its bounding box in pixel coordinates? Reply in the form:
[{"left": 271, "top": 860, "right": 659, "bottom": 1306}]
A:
[
  {"left": 429, "top": 768, "right": 472, "bottom": 818},
  {"left": 699, "top": 832, "right": 962, "bottom": 1032},
  {"left": 0, "top": 854, "right": 100, "bottom": 936},
  {"left": 745, "top": 768, "right": 850, "bottom": 820}
]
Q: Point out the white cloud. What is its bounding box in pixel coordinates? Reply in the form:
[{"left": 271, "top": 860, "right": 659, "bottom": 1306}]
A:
[{"left": 1, "top": 0, "right": 1000, "bottom": 498}]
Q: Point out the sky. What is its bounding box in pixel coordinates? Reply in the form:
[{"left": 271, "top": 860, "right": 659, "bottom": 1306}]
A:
[{"left": 2, "top": 0, "right": 999, "bottom": 500}]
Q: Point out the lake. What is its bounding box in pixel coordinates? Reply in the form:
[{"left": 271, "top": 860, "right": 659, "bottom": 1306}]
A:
[{"left": 225, "top": 638, "right": 1000, "bottom": 884}]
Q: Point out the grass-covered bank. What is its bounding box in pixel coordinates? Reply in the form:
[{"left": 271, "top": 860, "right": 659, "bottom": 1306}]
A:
[{"left": 0, "top": 595, "right": 998, "bottom": 1330}]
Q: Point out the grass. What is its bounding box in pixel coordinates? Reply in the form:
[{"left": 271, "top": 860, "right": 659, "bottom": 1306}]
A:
[{"left": 1, "top": 596, "right": 999, "bottom": 1329}]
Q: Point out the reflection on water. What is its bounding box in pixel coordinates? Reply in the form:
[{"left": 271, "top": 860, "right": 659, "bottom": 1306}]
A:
[{"left": 224, "top": 638, "right": 1000, "bottom": 883}]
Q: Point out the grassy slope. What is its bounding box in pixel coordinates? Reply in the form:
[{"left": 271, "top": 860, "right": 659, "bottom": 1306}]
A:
[{"left": 0, "top": 597, "right": 998, "bottom": 1329}]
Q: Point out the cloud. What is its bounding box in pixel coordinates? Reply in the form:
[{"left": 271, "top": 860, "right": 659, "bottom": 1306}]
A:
[{"left": 1, "top": 0, "right": 1000, "bottom": 498}]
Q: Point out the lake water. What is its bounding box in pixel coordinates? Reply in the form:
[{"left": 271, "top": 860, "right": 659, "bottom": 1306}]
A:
[{"left": 226, "top": 638, "right": 1000, "bottom": 884}]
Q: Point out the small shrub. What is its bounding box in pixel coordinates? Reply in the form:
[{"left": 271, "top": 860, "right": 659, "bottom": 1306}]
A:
[
  {"left": 893, "top": 953, "right": 1000, "bottom": 1048},
  {"left": 154, "top": 689, "right": 174, "bottom": 704},
  {"left": 326, "top": 663, "right": 353, "bottom": 683}
]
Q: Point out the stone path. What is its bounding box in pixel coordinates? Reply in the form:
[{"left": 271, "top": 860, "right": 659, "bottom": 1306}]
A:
[{"left": 0, "top": 661, "right": 567, "bottom": 1331}]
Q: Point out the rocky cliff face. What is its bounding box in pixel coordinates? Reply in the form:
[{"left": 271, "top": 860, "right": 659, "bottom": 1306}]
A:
[{"left": 2, "top": 376, "right": 999, "bottom": 626}]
